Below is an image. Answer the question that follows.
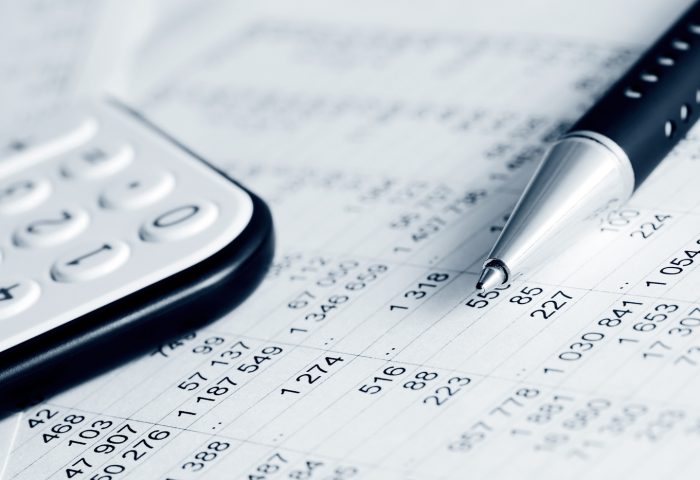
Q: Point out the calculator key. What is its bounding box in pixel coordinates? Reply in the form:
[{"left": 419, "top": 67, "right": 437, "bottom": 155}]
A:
[
  {"left": 13, "top": 206, "right": 90, "bottom": 248},
  {"left": 99, "top": 167, "right": 175, "bottom": 210},
  {"left": 51, "top": 240, "right": 130, "bottom": 283},
  {"left": 60, "top": 142, "right": 133, "bottom": 180},
  {"left": 140, "top": 200, "right": 218, "bottom": 243},
  {"left": 0, "top": 116, "right": 97, "bottom": 178},
  {"left": 0, "top": 177, "right": 51, "bottom": 215},
  {"left": 0, "top": 280, "right": 40, "bottom": 320}
]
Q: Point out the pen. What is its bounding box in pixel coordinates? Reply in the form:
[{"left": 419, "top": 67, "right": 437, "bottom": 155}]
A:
[{"left": 477, "top": 1, "right": 700, "bottom": 291}]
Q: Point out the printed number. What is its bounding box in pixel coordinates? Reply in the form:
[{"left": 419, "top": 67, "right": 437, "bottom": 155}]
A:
[
  {"left": 181, "top": 441, "right": 231, "bottom": 472},
  {"left": 403, "top": 371, "right": 438, "bottom": 390}
]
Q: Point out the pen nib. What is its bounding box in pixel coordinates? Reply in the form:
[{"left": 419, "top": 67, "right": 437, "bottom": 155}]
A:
[{"left": 476, "top": 265, "right": 506, "bottom": 292}]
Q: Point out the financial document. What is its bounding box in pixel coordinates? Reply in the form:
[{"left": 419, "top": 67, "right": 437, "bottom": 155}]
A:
[
  {"left": 4, "top": 0, "right": 700, "bottom": 478},
  {"left": 0, "top": 0, "right": 144, "bottom": 129}
]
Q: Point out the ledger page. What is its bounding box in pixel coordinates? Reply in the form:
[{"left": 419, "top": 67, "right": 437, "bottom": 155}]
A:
[{"left": 6, "top": 1, "right": 700, "bottom": 479}]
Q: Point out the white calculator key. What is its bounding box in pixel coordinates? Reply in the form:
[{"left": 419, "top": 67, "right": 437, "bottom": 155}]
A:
[
  {"left": 51, "top": 240, "right": 130, "bottom": 283},
  {"left": 99, "top": 167, "right": 175, "bottom": 209},
  {"left": 140, "top": 200, "right": 218, "bottom": 243},
  {"left": 0, "top": 280, "right": 40, "bottom": 320},
  {"left": 0, "top": 116, "right": 97, "bottom": 178},
  {"left": 0, "top": 177, "right": 52, "bottom": 215},
  {"left": 13, "top": 206, "right": 90, "bottom": 248},
  {"left": 60, "top": 142, "right": 133, "bottom": 179}
]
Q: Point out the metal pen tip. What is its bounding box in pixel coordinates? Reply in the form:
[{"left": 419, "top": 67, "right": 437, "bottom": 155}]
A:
[{"left": 476, "top": 265, "right": 506, "bottom": 292}]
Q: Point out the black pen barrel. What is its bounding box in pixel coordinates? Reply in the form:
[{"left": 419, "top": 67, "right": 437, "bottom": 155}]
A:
[{"left": 570, "top": 1, "right": 700, "bottom": 188}]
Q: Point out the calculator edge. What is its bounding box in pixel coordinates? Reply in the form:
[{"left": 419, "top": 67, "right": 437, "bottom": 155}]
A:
[{"left": 0, "top": 100, "right": 275, "bottom": 415}]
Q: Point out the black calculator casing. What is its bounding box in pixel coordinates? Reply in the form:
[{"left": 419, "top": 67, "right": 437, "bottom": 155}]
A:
[{"left": 0, "top": 102, "right": 274, "bottom": 415}]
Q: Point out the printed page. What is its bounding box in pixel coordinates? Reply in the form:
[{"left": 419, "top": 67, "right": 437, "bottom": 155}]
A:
[
  {"left": 0, "top": 0, "right": 147, "bottom": 129},
  {"left": 6, "top": 1, "right": 700, "bottom": 479}
]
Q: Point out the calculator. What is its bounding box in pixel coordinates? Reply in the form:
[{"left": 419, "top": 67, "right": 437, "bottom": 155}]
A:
[{"left": 0, "top": 100, "right": 274, "bottom": 413}]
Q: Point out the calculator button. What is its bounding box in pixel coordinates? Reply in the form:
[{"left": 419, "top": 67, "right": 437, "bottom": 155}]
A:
[
  {"left": 0, "top": 280, "right": 40, "bottom": 320},
  {"left": 51, "top": 240, "right": 130, "bottom": 283},
  {"left": 60, "top": 142, "right": 133, "bottom": 180},
  {"left": 100, "top": 168, "right": 175, "bottom": 210},
  {"left": 0, "top": 177, "right": 51, "bottom": 215},
  {"left": 140, "top": 201, "right": 218, "bottom": 243},
  {"left": 0, "top": 116, "right": 97, "bottom": 178},
  {"left": 14, "top": 206, "right": 90, "bottom": 248}
]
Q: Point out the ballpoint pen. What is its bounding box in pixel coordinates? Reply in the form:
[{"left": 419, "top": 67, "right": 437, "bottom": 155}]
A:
[{"left": 477, "top": 1, "right": 700, "bottom": 291}]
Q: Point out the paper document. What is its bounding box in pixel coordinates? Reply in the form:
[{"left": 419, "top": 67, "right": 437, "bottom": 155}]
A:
[
  {"left": 5, "top": 1, "right": 700, "bottom": 478},
  {"left": 0, "top": 0, "right": 147, "bottom": 129}
]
